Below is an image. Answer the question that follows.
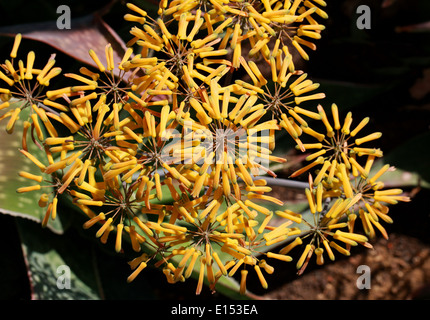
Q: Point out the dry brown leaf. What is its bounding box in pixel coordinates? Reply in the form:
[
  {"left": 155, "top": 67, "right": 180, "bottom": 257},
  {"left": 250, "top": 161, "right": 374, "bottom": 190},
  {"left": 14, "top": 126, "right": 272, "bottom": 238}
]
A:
[{"left": 0, "top": 12, "right": 129, "bottom": 77}]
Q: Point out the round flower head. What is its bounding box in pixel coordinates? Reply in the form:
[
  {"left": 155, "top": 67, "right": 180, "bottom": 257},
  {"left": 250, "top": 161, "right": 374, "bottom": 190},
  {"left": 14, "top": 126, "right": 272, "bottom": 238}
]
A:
[
  {"left": 260, "top": 0, "right": 328, "bottom": 69},
  {"left": 290, "top": 103, "right": 384, "bottom": 179},
  {"left": 99, "top": 101, "right": 193, "bottom": 208},
  {"left": 126, "top": 4, "right": 232, "bottom": 95},
  {"left": 124, "top": 183, "right": 296, "bottom": 295},
  {"left": 44, "top": 43, "right": 148, "bottom": 112},
  {"left": 232, "top": 58, "right": 325, "bottom": 149},
  {"left": 41, "top": 96, "right": 125, "bottom": 178},
  {"left": 76, "top": 166, "right": 150, "bottom": 254},
  {"left": 277, "top": 182, "right": 370, "bottom": 274},
  {"left": 172, "top": 77, "right": 288, "bottom": 200},
  {"left": 0, "top": 34, "right": 62, "bottom": 134},
  {"left": 324, "top": 159, "right": 411, "bottom": 240}
]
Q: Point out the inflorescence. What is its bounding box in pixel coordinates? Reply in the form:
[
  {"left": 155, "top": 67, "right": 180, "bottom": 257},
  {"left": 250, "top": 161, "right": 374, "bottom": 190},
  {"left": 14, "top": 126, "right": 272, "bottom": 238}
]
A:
[{"left": 0, "top": 0, "right": 410, "bottom": 296}]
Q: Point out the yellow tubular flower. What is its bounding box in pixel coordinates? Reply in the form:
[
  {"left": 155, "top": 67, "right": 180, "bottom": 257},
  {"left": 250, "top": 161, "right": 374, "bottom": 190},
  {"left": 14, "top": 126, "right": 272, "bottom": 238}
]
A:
[
  {"left": 10, "top": 33, "right": 22, "bottom": 58},
  {"left": 127, "top": 262, "right": 147, "bottom": 283},
  {"left": 89, "top": 49, "right": 105, "bottom": 72},
  {"left": 239, "top": 269, "right": 248, "bottom": 295}
]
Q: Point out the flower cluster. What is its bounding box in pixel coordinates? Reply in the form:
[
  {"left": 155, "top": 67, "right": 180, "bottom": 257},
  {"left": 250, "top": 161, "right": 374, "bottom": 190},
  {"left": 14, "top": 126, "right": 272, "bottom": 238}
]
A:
[{"left": 1, "top": 0, "right": 410, "bottom": 296}]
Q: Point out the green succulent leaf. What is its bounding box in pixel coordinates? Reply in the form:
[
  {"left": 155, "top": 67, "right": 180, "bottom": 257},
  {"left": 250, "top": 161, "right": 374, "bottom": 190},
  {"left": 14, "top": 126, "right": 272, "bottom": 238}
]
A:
[{"left": 0, "top": 100, "right": 66, "bottom": 234}]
